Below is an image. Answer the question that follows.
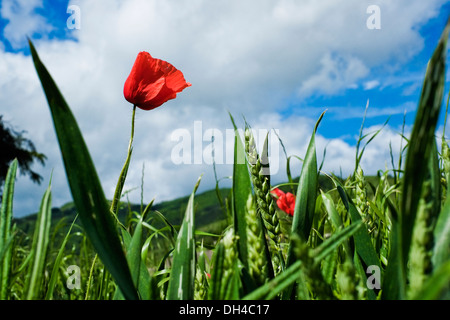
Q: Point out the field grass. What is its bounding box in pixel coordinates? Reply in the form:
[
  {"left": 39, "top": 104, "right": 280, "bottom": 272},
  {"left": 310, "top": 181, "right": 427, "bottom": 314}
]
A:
[{"left": 0, "top": 22, "right": 450, "bottom": 301}]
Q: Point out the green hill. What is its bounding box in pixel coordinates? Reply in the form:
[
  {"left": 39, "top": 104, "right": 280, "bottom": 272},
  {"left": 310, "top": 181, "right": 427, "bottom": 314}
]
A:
[
  {"left": 14, "top": 188, "right": 231, "bottom": 245},
  {"left": 13, "top": 173, "right": 392, "bottom": 245}
]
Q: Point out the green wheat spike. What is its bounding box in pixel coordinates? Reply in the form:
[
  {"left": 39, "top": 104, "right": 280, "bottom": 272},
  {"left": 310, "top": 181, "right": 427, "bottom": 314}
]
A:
[
  {"left": 407, "top": 180, "right": 436, "bottom": 298},
  {"left": 336, "top": 259, "right": 360, "bottom": 300},
  {"left": 244, "top": 126, "right": 284, "bottom": 275},
  {"left": 245, "top": 194, "right": 269, "bottom": 286},
  {"left": 291, "top": 235, "right": 333, "bottom": 300}
]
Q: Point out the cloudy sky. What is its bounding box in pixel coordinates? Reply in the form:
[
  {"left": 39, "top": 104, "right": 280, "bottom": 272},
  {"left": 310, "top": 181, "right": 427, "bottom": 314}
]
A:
[{"left": 1, "top": 0, "right": 450, "bottom": 217}]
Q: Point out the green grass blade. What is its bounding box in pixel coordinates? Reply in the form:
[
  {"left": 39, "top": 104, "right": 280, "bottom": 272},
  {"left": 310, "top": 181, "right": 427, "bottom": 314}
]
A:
[
  {"left": 45, "top": 215, "right": 78, "bottom": 300},
  {"left": 0, "top": 159, "right": 18, "bottom": 300},
  {"left": 129, "top": 212, "right": 154, "bottom": 300},
  {"left": 207, "top": 240, "right": 226, "bottom": 300},
  {"left": 426, "top": 141, "right": 442, "bottom": 217},
  {"left": 229, "top": 113, "right": 252, "bottom": 273},
  {"left": 383, "top": 20, "right": 450, "bottom": 300},
  {"left": 24, "top": 183, "right": 52, "bottom": 300},
  {"left": 321, "top": 191, "right": 353, "bottom": 259},
  {"left": 280, "top": 111, "right": 324, "bottom": 300},
  {"left": 115, "top": 213, "right": 151, "bottom": 300},
  {"left": 336, "top": 184, "right": 381, "bottom": 268},
  {"left": 293, "top": 111, "right": 324, "bottom": 240},
  {"left": 433, "top": 189, "right": 450, "bottom": 270},
  {"left": 287, "top": 111, "right": 325, "bottom": 262},
  {"left": 28, "top": 39, "right": 139, "bottom": 300},
  {"left": 243, "top": 260, "right": 303, "bottom": 300},
  {"left": 127, "top": 218, "right": 143, "bottom": 296},
  {"left": 313, "top": 220, "right": 363, "bottom": 262},
  {"left": 207, "top": 238, "right": 241, "bottom": 300},
  {"left": 412, "top": 260, "right": 450, "bottom": 300},
  {"left": 0, "top": 233, "right": 14, "bottom": 265},
  {"left": 419, "top": 141, "right": 444, "bottom": 275},
  {"left": 321, "top": 190, "right": 344, "bottom": 229},
  {"left": 136, "top": 200, "right": 155, "bottom": 300},
  {"left": 166, "top": 176, "right": 201, "bottom": 300}
]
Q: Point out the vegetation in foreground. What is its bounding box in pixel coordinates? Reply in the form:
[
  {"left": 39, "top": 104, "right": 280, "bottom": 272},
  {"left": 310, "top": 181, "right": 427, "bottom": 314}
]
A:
[{"left": 0, "top": 21, "right": 449, "bottom": 301}]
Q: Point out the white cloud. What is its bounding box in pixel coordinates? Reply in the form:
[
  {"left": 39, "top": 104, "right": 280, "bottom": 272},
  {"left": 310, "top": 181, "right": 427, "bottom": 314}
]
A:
[
  {"left": 299, "top": 52, "right": 370, "bottom": 96},
  {"left": 364, "top": 80, "right": 380, "bottom": 90},
  {"left": 1, "top": 0, "right": 54, "bottom": 49},
  {"left": 357, "top": 123, "right": 410, "bottom": 174},
  {"left": 0, "top": 0, "right": 447, "bottom": 216}
]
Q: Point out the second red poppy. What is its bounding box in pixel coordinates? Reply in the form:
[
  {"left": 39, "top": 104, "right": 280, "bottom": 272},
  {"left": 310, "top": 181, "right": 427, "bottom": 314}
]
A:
[{"left": 271, "top": 188, "right": 296, "bottom": 216}]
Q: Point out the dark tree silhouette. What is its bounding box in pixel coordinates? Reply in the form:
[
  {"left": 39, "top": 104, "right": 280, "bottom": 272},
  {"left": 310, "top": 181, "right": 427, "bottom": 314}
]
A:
[{"left": 0, "top": 115, "right": 46, "bottom": 192}]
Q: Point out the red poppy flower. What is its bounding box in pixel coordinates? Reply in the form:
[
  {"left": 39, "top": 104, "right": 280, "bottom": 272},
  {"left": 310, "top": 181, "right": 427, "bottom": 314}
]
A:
[
  {"left": 123, "top": 51, "right": 191, "bottom": 110},
  {"left": 271, "top": 188, "right": 296, "bottom": 216},
  {"left": 271, "top": 188, "right": 285, "bottom": 199}
]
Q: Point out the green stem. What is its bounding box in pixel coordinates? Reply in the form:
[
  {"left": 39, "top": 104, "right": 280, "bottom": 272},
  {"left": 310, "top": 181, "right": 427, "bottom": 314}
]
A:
[
  {"left": 110, "top": 105, "right": 136, "bottom": 216},
  {"left": 85, "top": 253, "right": 98, "bottom": 300}
]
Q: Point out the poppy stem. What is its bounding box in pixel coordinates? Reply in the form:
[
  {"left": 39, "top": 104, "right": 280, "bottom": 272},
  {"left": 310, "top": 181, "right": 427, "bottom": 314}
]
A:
[
  {"left": 110, "top": 105, "right": 137, "bottom": 218},
  {"left": 128, "top": 104, "right": 136, "bottom": 153}
]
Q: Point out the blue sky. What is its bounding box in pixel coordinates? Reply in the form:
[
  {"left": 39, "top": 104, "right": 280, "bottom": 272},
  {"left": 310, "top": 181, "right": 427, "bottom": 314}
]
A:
[
  {"left": 282, "top": 4, "right": 450, "bottom": 142},
  {"left": 1, "top": 0, "right": 450, "bottom": 217},
  {"left": 0, "top": 0, "right": 71, "bottom": 52}
]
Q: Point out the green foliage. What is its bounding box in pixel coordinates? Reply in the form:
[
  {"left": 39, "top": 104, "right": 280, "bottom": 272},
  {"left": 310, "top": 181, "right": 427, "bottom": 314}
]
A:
[
  {"left": 0, "top": 21, "right": 449, "bottom": 301},
  {"left": 0, "top": 116, "right": 46, "bottom": 190},
  {"left": 166, "top": 177, "right": 201, "bottom": 300},
  {"left": 0, "top": 159, "right": 17, "bottom": 299},
  {"left": 29, "top": 39, "right": 138, "bottom": 300},
  {"left": 383, "top": 19, "right": 450, "bottom": 300}
]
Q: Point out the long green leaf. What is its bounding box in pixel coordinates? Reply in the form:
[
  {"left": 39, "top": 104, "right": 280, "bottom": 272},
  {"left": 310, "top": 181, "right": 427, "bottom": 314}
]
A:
[
  {"left": 280, "top": 111, "right": 324, "bottom": 300},
  {"left": 337, "top": 184, "right": 381, "bottom": 269},
  {"left": 115, "top": 211, "right": 152, "bottom": 300},
  {"left": 0, "top": 159, "right": 17, "bottom": 300},
  {"left": 321, "top": 191, "right": 353, "bottom": 259},
  {"left": 166, "top": 176, "right": 201, "bottom": 300},
  {"left": 127, "top": 202, "right": 154, "bottom": 300},
  {"left": 293, "top": 111, "right": 324, "bottom": 240},
  {"left": 128, "top": 217, "right": 144, "bottom": 296},
  {"left": 229, "top": 113, "right": 252, "bottom": 273},
  {"left": 28, "top": 39, "right": 138, "bottom": 300},
  {"left": 286, "top": 111, "right": 325, "bottom": 264},
  {"left": 24, "top": 183, "right": 52, "bottom": 300},
  {"left": 383, "top": 19, "right": 450, "bottom": 300},
  {"left": 45, "top": 215, "right": 78, "bottom": 300},
  {"left": 136, "top": 200, "right": 155, "bottom": 300}
]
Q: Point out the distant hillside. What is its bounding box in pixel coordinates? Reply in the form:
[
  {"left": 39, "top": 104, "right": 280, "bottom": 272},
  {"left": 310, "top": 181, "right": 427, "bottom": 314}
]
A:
[
  {"left": 13, "top": 173, "right": 392, "bottom": 240},
  {"left": 14, "top": 188, "right": 232, "bottom": 241}
]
